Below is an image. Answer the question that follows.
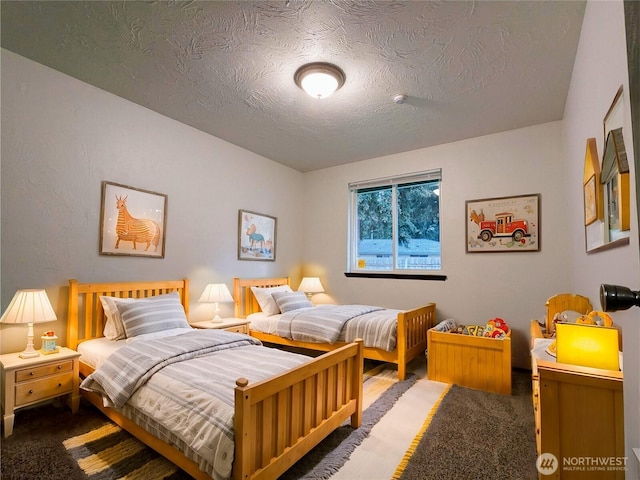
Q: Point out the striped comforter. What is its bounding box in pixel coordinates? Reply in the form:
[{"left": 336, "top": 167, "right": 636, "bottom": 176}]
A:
[
  {"left": 275, "top": 304, "right": 401, "bottom": 351},
  {"left": 80, "top": 329, "right": 310, "bottom": 480}
]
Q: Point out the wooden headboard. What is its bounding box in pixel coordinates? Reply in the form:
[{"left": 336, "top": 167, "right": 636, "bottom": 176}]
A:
[
  {"left": 67, "top": 278, "right": 189, "bottom": 349},
  {"left": 233, "top": 277, "right": 290, "bottom": 318}
]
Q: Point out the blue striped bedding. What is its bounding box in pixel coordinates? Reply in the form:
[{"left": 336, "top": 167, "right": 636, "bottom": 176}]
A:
[
  {"left": 80, "top": 329, "right": 310, "bottom": 480},
  {"left": 275, "top": 304, "right": 401, "bottom": 351}
]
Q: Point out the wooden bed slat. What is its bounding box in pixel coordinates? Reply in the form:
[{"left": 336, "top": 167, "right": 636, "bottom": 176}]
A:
[{"left": 234, "top": 340, "right": 363, "bottom": 480}]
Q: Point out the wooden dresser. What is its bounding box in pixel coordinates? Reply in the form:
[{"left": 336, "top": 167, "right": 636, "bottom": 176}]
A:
[{"left": 530, "top": 321, "right": 625, "bottom": 479}]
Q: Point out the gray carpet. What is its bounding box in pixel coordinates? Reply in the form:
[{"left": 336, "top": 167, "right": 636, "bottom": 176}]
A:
[{"left": 397, "top": 369, "right": 538, "bottom": 480}]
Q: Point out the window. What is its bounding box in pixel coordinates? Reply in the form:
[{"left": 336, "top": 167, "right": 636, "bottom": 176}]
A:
[{"left": 348, "top": 169, "right": 441, "bottom": 273}]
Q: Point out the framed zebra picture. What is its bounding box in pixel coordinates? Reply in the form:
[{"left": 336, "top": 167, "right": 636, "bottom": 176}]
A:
[
  {"left": 238, "top": 209, "right": 277, "bottom": 261},
  {"left": 99, "top": 181, "right": 167, "bottom": 258}
]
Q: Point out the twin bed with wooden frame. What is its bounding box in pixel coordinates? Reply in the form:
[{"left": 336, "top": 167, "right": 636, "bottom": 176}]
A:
[
  {"left": 233, "top": 277, "right": 437, "bottom": 381},
  {"left": 66, "top": 278, "right": 364, "bottom": 480}
]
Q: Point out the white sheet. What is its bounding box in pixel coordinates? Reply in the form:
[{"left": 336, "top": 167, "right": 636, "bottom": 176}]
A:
[
  {"left": 77, "top": 337, "right": 124, "bottom": 369},
  {"left": 248, "top": 311, "right": 281, "bottom": 334}
]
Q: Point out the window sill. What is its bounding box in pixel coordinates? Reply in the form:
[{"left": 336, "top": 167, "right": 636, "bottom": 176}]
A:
[{"left": 344, "top": 272, "right": 447, "bottom": 281}]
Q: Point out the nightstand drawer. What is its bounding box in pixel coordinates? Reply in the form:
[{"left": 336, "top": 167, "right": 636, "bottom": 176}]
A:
[
  {"left": 15, "top": 359, "right": 74, "bottom": 382},
  {"left": 225, "top": 325, "right": 248, "bottom": 334},
  {"left": 15, "top": 372, "right": 74, "bottom": 405}
]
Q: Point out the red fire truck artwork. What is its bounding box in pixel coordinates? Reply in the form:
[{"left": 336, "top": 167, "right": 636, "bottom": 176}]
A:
[{"left": 477, "top": 212, "right": 530, "bottom": 242}]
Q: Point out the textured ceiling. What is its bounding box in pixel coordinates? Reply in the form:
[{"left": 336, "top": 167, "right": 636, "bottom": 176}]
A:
[{"left": 1, "top": 1, "right": 586, "bottom": 172}]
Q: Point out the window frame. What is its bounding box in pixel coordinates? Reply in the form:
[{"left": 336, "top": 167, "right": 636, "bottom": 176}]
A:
[{"left": 347, "top": 169, "right": 442, "bottom": 276}]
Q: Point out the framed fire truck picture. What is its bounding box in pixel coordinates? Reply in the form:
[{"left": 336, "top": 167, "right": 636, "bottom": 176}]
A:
[{"left": 466, "top": 194, "right": 540, "bottom": 253}]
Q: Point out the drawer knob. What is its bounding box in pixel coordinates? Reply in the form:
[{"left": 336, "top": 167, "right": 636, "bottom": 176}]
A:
[
  {"left": 28, "top": 389, "right": 33, "bottom": 394},
  {"left": 29, "top": 372, "right": 34, "bottom": 376},
  {"left": 57, "top": 383, "right": 62, "bottom": 388},
  {"left": 57, "top": 365, "right": 62, "bottom": 370}
]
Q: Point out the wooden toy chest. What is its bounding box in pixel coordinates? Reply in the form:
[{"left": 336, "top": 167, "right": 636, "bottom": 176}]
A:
[{"left": 427, "top": 329, "right": 512, "bottom": 395}]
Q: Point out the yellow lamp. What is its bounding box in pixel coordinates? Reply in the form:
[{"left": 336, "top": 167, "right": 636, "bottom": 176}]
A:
[{"left": 555, "top": 322, "right": 619, "bottom": 370}]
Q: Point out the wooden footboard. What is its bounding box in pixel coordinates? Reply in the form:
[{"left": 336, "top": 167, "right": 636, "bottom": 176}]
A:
[
  {"left": 234, "top": 339, "right": 363, "bottom": 480},
  {"left": 233, "top": 277, "right": 436, "bottom": 381},
  {"left": 396, "top": 303, "right": 437, "bottom": 380}
]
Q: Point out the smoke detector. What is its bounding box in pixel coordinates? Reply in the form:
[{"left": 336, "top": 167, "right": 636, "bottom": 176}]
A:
[{"left": 393, "top": 94, "right": 408, "bottom": 104}]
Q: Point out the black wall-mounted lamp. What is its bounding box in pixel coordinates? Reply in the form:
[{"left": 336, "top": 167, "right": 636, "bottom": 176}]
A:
[{"left": 600, "top": 284, "right": 640, "bottom": 311}]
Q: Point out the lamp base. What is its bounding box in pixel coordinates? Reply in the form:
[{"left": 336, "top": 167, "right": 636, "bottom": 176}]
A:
[
  {"left": 20, "top": 326, "right": 40, "bottom": 358},
  {"left": 210, "top": 315, "right": 224, "bottom": 323},
  {"left": 19, "top": 348, "right": 40, "bottom": 359}
]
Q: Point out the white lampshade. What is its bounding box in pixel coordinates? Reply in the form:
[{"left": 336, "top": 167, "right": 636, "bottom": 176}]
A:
[
  {"left": 0, "top": 289, "right": 57, "bottom": 358},
  {"left": 294, "top": 63, "right": 345, "bottom": 99},
  {"left": 297, "top": 277, "right": 325, "bottom": 295},
  {"left": 198, "top": 283, "right": 234, "bottom": 322}
]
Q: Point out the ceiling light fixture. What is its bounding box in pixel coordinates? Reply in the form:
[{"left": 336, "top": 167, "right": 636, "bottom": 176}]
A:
[{"left": 294, "top": 62, "right": 345, "bottom": 99}]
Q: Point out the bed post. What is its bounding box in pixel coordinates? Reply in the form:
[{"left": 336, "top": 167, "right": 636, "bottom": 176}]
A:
[
  {"left": 233, "top": 377, "right": 251, "bottom": 480},
  {"left": 182, "top": 278, "right": 190, "bottom": 317},
  {"left": 233, "top": 278, "right": 242, "bottom": 318},
  {"left": 351, "top": 338, "right": 365, "bottom": 427},
  {"left": 67, "top": 279, "right": 79, "bottom": 350},
  {"left": 396, "top": 312, "right": 408, "bottom": 381}
]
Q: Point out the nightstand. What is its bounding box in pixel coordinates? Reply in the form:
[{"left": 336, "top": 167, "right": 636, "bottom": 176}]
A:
[
  {"left": 190, "top": 317, "right": 250, "bottom": 334},
  {"left": 1, "top": 347, "right": 81, "bottom": 437}
]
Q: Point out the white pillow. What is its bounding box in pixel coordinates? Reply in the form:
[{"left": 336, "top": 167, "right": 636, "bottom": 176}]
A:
[
  {"left": 100, "top": 291, "right": 184, "bottom": 340},
  {"left": 116, "top": 291, "right": 190, "bottom": 338},
  {"left": 251, "top": 285, "right": 293, "bottom": 316},
  {"left": 272, "top": 291, "right": 312, "bottom": 313},
  {"left": 100, "top": 296, "right": 135, "bottom": 340}
]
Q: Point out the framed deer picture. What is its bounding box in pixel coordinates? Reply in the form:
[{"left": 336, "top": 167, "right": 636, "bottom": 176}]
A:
[
  {"left": 100, "top": 181, "right": 167, "bottom": 258},
  {"left": 238, "top": 209, "right": 277, "bottom": 261}
]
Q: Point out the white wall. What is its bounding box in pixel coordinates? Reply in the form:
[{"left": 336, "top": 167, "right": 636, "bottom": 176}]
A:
[
  {"left": 1, "top": 49, "right": 305, "bottom": 353},
  {"left": 564, "top": 1, "right": 639, "bottom": 475},
  {"left": 302, "top": 121, "right": 572, "bottom": 369}
]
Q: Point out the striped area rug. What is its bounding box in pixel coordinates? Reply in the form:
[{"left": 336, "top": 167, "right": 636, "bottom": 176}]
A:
[
  {"left": 63, "top": 423, "right": 190, "bottom": 480},
  {"left": 63, "top": 366, "right": 413, "bottom": 480}
]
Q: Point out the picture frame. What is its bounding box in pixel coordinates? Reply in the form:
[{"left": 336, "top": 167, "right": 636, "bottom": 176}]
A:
[
  {"left": 238, "top": 209, "right": 277, "bottom": 261},
  {"left": 99, "top": 181, "right": 167, "bottom": 258},
  {"left": 584, "top": 174, "right": 598, "bottom": 226},
  {"left": 583, "top": 137, "right": 602, "bottom": 228},
  {"left": 603, "top": 85, "right": 624, "bottom": 147},
  {"left": 466, "top": 193, "right": 540, "bottom": 253}
]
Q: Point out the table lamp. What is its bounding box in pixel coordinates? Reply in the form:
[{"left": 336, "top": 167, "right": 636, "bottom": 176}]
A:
[
  {"left": 297, "top": 277, "right": 325, "bottom": 300},
  {"left": 0, "top": 289, "right": 57, "bottom": 358},
  {"left": 198, "top": 283, "right": 234, "bottom": 322}
]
